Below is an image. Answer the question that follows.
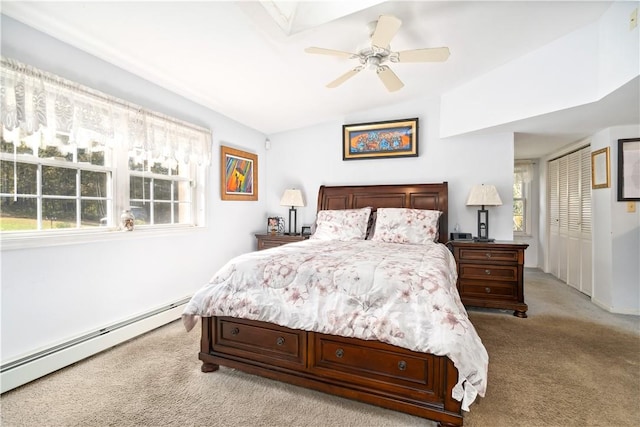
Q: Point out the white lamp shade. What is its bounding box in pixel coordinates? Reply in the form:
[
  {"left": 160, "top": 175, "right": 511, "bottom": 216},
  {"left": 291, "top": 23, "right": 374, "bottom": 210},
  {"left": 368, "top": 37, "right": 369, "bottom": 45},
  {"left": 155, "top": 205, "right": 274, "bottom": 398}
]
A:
[
  {"left": 466, "top": 184, "right": 503, "bottom": 206},
  {"left": 280, "top": 189, "right": 305, "bottom": 207}
]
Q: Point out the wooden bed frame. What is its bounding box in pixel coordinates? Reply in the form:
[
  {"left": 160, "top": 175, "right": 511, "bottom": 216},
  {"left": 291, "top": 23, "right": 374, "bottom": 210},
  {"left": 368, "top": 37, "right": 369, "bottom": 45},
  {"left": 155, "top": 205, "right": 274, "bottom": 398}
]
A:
[{"left": 198, "top": 182, "right": 464, "bottom": 427}]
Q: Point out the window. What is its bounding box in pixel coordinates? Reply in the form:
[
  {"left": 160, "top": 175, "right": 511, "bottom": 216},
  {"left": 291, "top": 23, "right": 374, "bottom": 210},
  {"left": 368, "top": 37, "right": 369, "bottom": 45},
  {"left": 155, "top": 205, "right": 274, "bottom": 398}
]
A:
[
  {"left": 0, "top": 57, "right": 210, "bottom": 235},
  {"left": 513, "top": 161, "right": 533, "bottom": 235},
  {"left": 1, "top": 133, "right": 111, "bottom": 230}
]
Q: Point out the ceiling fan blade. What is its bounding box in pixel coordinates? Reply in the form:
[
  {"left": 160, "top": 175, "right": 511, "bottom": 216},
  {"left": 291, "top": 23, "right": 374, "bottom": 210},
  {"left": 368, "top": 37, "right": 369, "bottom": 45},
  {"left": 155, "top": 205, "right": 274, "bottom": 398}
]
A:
[
  {"left": 326, "top": 67, "right": 364, "bottom": 88},
  {"left": 376, "top": 66, "right": 404, "bottom": 92},
  {"left": 395, "top": 47, "right": 451, "bottom": 63},
  {"left": 305, "top": 47, "right": 357, "bottom": 59},
  {"left": 371, "top": 15, "right": 402, "bottom": 49}
]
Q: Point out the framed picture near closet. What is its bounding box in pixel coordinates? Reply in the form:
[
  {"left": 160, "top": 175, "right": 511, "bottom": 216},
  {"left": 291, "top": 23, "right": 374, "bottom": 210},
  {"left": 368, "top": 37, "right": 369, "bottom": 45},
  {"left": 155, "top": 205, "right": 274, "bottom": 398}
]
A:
[
  {"left": 591, "top": 147, "right": 610, "bottom": 189},
  {"left": 617, "top": 138, "right": 640, "bottom": 201}
]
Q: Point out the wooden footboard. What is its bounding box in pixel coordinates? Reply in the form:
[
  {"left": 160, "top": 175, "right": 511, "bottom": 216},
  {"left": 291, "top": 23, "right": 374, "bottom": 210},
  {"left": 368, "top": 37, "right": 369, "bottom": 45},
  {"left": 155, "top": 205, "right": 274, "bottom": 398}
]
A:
[{"left": 199, "top": 316, "right": 463, "bottom": 427}]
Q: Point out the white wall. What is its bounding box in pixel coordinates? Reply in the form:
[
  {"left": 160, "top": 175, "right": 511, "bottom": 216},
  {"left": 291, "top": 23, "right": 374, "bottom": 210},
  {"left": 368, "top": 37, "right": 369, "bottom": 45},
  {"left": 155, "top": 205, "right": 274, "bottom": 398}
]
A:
[
  {"left": 598, "top": 1, "right": 640, "bottom": 96},
  {"left": 264, "top": 98, "right": 516, "bottom": 244},
  {"left": 0, "top": 16, "right": 268, "bottom": 362},
  {"left": 440, "top": 1, "right": 639, "bottom": 139},
  {"left": 590, "top": 125, "right": 640, "bottom": 315},
  {"left": 440, "top": 21, "right": 599, "bottom": 138}
]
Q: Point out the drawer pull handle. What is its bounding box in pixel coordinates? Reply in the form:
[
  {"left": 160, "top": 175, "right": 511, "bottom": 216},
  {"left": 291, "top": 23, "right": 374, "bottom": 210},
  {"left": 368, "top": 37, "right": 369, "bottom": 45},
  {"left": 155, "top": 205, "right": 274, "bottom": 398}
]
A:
[
  {"left": 335, "top": 349, "right": 344, "bottom": 358},
  {"left": 398, "top": 361, "right": 407, "bottom": 371},
  {"left": 276, "top": 337, "right": 285, "bottom": 346},
  {"left": 485, "top": 287, "right": 491, "bottom": 293},
  {"left": 231, "top": 327, "right": 240, "bottom": 336},
  {"left": 485, "top": 252, "right": 492, "bottom": 258},
  {"left": 485, "top": 269, "right": 491, "bottom": 275}
]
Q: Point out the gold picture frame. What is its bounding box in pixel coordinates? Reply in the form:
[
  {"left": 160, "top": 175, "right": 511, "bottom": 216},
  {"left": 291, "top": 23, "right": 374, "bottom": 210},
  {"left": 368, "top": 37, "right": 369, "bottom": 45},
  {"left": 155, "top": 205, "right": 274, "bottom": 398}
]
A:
[
  {"left": 220, "top": 145, "right": 258, "bottom": 201},
  {"left": 591, "top": 147, "right": 610, "bottom": 189}
]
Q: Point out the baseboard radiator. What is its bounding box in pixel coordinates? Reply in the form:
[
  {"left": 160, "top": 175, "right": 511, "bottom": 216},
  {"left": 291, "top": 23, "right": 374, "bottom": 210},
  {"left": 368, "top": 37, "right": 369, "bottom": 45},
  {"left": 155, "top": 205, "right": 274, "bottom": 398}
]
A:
[{"left": 1, "top": 297, "right": 190, "bottom": 394}]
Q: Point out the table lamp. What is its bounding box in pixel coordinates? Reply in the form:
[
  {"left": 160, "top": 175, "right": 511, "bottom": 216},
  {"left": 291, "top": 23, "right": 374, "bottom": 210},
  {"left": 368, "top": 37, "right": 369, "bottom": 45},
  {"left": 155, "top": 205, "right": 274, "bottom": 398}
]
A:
[
  {"left": 280, "top": 188, "right": 305, "bottom": 235},
  {"left": 466, "top": 184, "right": 502, "bottom": 242}
]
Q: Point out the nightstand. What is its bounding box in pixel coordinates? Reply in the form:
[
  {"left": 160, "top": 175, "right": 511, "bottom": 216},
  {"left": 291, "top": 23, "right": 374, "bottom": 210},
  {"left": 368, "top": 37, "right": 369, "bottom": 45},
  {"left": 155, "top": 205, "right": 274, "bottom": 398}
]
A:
[
  {"left": 447, "top": 240, "right": 529, "bottom": 318},
  {"left": 255, "top": 233, "right": 307, "bottom": 251}
]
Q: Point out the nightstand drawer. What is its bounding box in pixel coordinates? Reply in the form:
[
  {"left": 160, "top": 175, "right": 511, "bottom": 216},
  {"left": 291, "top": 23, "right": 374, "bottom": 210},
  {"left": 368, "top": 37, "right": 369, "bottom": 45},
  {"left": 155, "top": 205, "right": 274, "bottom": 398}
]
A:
[
  {"left": 460, "top": 280, "right": 517, "bottom": 299},
  {"left": 255, "top": 233, "right": 306, "bottom": 250},
  {"left": 258, "top": 240, "right": 289, "bottom": 250},
  {"left": 459, "top": 264, "right": 518, "bottom": 282},
  {"left": 458, "top": 248, "right": 519, "bottom": 263}
]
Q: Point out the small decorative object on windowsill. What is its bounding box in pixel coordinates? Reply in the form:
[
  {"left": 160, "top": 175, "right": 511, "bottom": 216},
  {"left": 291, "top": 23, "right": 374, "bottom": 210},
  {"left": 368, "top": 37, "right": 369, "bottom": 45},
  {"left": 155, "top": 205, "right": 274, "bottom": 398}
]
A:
[
  {"left": 121, "top": 209, "right": 134, "bottom": 231},
  {"left": 280, "top": 188, "right": 305, "bottom": 235},
  {"left": 466, "top": 184, "right": 502, "bottom": 242}
]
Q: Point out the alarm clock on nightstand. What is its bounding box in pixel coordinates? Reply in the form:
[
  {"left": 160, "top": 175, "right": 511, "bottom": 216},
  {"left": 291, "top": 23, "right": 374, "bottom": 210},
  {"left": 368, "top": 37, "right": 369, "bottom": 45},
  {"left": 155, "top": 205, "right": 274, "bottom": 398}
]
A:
[{"left": 450, "top": 232, "right": 473, "bottom": 241}]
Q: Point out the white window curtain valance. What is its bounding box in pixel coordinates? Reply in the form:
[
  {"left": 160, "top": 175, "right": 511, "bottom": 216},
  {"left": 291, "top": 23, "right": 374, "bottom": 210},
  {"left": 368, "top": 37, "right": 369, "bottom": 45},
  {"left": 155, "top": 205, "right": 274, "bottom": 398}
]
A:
[
  {"left": 514, "top": 161, "right": 534, "bottom": 184},
  {"left": 0, "top": 56, "right": 211, "bottom": 165}
]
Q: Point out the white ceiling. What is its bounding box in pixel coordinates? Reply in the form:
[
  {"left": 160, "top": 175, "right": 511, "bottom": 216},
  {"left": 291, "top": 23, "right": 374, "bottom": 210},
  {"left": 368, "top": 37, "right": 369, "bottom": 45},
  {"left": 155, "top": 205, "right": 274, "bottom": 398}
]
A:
[{"left": 2, "top": 1, "right": 637, "bottom": 158}]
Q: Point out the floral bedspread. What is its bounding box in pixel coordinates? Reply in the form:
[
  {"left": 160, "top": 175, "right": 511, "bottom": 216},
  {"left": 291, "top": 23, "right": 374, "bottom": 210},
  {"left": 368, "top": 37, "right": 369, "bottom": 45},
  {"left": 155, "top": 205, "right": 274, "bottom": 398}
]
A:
[{"left": 182, "top": 239, "right": 488, "bottom": 411}]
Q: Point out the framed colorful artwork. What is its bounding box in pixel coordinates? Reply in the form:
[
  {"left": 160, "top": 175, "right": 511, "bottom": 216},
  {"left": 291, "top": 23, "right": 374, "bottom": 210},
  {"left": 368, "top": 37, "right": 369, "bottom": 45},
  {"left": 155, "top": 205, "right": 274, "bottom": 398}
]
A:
[
  {"left": 342, "top": 117, "right": 418, "bottom": 160},
  {"left": 220, "top": 145, "right": 258, "bottom": 201}
]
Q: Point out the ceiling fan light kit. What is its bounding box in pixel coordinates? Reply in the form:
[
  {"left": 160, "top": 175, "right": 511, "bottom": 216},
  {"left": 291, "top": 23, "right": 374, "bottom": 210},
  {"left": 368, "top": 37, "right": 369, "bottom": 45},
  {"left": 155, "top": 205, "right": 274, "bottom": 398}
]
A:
[{"left": 305, "top": 14, "right": 450, "bottom": 92}]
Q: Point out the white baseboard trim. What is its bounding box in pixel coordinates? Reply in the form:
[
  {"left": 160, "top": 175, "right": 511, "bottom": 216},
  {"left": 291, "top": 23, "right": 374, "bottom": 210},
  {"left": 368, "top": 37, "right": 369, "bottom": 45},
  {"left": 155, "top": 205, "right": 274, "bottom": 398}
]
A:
[
  {"left": 591, "top": 296, "right": 640, "bottom": 316},
  {"left": 1, "top": 300, "right": 188, "bottom": 394}
]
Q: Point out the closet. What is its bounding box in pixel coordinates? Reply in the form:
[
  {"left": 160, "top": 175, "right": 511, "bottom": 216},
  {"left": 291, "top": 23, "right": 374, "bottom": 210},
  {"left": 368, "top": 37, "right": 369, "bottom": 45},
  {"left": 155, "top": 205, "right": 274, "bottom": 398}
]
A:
[{"left": 547, "top": 146, "right": 592, "bottom": 295}]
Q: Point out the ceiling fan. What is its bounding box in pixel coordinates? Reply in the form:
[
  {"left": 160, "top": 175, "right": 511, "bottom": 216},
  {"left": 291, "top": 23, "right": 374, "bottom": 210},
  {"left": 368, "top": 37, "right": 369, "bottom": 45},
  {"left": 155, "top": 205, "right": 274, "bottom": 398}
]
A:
[{"left": 305, "top": 15, "right": 450, "bottom": 92}]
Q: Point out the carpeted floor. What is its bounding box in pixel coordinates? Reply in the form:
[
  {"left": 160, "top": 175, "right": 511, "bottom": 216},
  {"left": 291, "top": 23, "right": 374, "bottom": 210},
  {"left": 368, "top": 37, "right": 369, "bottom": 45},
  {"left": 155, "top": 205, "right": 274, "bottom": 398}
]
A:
[{"left": 1, "top": 269, "right": 639, "bottom": 427}]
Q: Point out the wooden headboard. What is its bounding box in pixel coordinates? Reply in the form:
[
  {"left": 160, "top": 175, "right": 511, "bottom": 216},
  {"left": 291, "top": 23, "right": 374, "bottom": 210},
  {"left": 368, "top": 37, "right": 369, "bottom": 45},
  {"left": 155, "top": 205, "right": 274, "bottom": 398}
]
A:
[{"left": 317, "top": 182, "right": 448, "bottom": 244}]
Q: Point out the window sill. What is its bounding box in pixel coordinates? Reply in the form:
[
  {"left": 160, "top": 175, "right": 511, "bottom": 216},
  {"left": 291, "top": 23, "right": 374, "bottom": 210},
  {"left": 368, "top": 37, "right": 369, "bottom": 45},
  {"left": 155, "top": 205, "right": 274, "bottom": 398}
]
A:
[
  {"left": 0, "top": 225, "right": 205, "bottom": 251},
  {"left": 514, "top": 232, "right": 533, "bottom": 238}
]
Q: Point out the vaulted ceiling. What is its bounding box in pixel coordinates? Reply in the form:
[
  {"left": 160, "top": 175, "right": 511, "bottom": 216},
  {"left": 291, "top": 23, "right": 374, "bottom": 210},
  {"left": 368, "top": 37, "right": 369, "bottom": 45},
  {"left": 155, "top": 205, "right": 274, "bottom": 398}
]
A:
[{"left": 2, "top": 1, "right": 637, "bottom": 158}]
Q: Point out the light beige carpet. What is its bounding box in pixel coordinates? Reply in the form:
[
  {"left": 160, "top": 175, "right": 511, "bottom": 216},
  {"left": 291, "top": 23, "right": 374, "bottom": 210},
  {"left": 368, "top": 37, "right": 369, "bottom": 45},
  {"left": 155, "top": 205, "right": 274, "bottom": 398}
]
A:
[{"left": 1, "top": 269, "right": 639, "bottom": 427}]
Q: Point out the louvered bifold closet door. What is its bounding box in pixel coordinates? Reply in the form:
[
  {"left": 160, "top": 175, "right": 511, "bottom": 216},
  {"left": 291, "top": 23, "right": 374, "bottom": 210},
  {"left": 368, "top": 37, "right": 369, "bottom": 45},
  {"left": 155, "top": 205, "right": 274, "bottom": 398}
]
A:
[
  {"left": 546, "top": 146, "right": 592, "bottom": 295},
  {"left": 579, "top": 147, "right": 593, "bottom": 296},
  {"left": 567, "top": 151, "right": 582, "bottom": 290},
  {"left": 548, "top": 159, "right": 560, "bottom": 278},
  {"left": 558, "top": 155, "right": 569, "bottom": 282},
  {"left": 580, "top": 147, "right": 592, "bottom": 234}
]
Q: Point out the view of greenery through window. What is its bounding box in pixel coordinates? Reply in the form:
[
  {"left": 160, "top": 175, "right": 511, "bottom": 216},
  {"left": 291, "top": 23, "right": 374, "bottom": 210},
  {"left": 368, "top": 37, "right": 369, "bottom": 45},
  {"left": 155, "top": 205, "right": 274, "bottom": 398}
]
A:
[
  {"left": 0, "top": 136, "right": 110, "bottom": 231},
  {"left": 513, "top": 172, "right": 525, "bottom": 232},
  {"left": 1, "top": 135, "right": 192, "bottom": 231}
]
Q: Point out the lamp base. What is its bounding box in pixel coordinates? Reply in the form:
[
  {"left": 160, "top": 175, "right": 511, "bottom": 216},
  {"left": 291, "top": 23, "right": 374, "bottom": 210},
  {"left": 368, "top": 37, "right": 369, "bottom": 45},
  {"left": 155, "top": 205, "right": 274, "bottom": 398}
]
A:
[{"left": 287, "top": 207, "right": 298, "bottom": 236}]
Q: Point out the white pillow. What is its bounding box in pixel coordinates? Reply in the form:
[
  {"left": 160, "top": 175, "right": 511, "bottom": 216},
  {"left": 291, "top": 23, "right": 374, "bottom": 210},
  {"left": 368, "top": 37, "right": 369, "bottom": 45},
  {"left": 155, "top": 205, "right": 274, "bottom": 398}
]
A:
[
  {"left": 310, "top": 208, "right": 372, "bottom": 241},
  {"left": 371, "top": 208, "right": 441, "bottom": 244}
]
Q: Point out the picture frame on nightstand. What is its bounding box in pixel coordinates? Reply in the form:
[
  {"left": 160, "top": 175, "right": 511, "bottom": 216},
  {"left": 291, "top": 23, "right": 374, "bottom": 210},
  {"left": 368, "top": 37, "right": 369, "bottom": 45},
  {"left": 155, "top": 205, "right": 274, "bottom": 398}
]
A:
[{"left": 267, "top": 216, "right": 285, "bottom": 234}]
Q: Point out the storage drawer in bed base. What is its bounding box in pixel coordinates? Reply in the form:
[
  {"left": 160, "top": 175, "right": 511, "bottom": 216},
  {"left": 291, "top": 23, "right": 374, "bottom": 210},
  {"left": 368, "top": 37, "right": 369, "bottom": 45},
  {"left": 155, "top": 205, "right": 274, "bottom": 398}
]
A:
[{"left": 199, "top": 316, "right": 463, "bottom": 427}]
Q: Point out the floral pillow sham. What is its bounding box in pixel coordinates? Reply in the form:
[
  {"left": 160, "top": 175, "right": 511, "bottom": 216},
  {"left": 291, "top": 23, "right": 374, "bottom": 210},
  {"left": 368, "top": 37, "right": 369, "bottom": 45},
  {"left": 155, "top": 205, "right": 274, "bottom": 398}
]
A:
[
  {"left": 310, "top": 207, "right": 372, "bottom": 241},
  {"left": 371, "top": 207, "right": 441, "bottom": 244}
]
